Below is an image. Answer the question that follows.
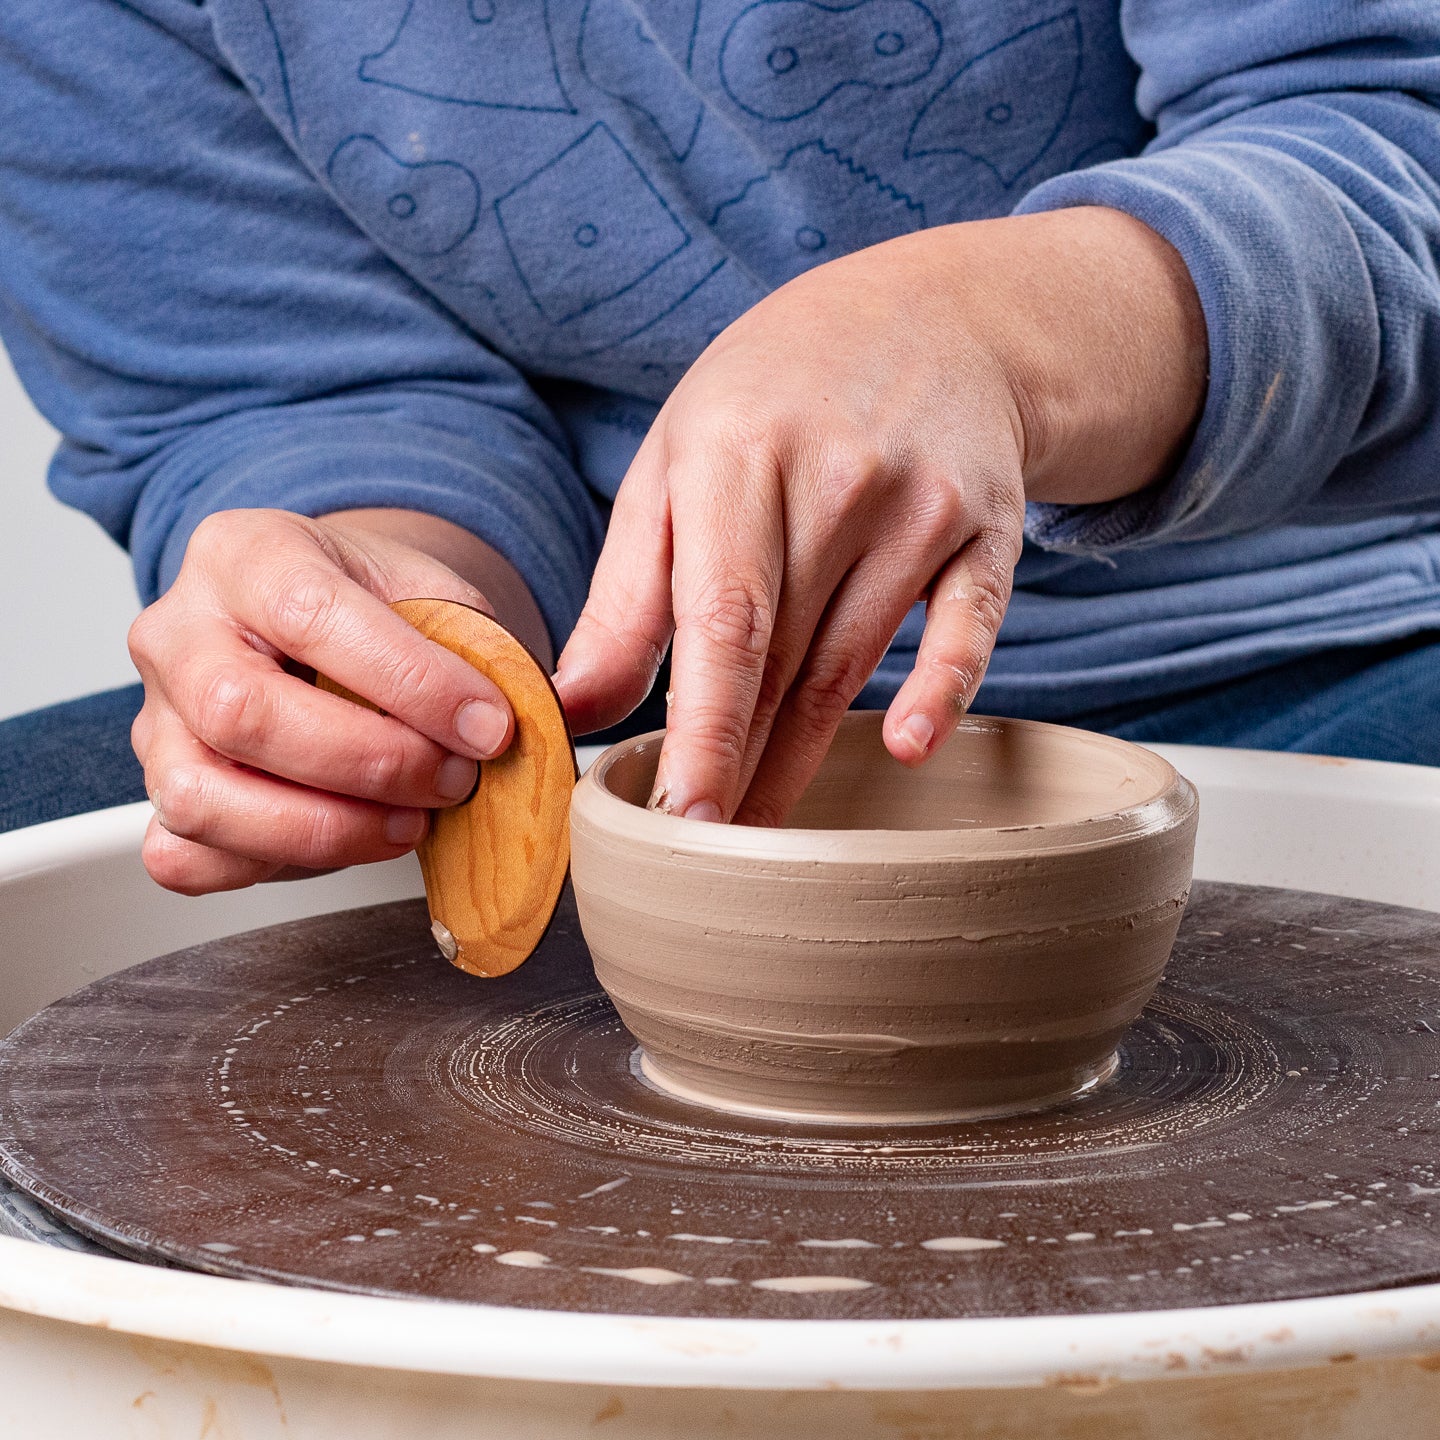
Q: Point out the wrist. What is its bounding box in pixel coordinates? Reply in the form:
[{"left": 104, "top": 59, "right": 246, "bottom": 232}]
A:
[
  {"left": 917, "top": 208, "right": 1208, "bottom": 507},
  {"left": 319, "top": 508, "right": 553, "bottom": 668}
]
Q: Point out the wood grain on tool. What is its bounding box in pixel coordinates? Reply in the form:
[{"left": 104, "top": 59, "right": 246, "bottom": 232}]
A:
[{"left": 319, "top": 598, "right": 576, "bottom": 978}]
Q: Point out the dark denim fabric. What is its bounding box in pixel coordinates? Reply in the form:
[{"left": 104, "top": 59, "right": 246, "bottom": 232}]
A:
[
  {"left": 0, "top": 682, "right": 147, "bottom": 833},
  {"left": 1075, "top": 632, "right": 1440, "bottom": 763},
  {"left": 0, "top": 635, "right": 1435, "bottom": 835},
  {"left": 0, "top": 677, "right": 679, "bottom": 835}
]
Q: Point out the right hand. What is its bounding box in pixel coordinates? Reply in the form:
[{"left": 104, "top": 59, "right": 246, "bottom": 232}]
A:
[{"left": 128, "top": 508, "right": 517, "bottom": 895}]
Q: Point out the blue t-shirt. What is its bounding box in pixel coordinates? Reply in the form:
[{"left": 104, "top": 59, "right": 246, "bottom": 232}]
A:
[{"left": 2, "top": 0, "right": 1439, "bottom": 716}]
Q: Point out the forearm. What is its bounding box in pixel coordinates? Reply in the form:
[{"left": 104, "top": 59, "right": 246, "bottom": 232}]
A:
[
  {"left": 889, "top": 208, "right": 1208, "bottom": 508},
  {"left": 1012, "top": 90, "right": 1440, "bottom": 542},
  {"left": 320, "top": 508, "right": 552, "bottom": 669}
]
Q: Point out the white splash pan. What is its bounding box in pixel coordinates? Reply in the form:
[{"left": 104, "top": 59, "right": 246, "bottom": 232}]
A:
[{"left": 1, "top": 743, "right": 1439, "bottom": 1438}]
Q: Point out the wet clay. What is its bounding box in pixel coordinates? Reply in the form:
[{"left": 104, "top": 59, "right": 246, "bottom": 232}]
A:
[{"left": 570, "top": 713, "right": 1199, "bottom": 1122}]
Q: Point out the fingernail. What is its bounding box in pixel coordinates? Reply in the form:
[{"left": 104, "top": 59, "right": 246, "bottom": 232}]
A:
[
  {"left": 682, "top": 799, "right": 723, "bottom": 824},
  {"left": 456, "top": 700, "right": 508, "bottom": 758},
  {"left": 385, "top": 808, "right": 427, "bottom": 847},
  {"left": 899, "top": 713, "right": 935, "bottom": 759},
  {"left": 435, "top": 753, "right": 479, "bottom": 802}
]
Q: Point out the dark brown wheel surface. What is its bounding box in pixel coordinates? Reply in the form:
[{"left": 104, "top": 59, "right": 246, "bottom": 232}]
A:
[{"left": 1, "top": 882, "right": 1438, "bottom": 1319}]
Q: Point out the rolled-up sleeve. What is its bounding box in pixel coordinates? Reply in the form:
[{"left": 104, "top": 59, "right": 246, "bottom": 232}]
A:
[
  {"left": 1014, "top": 1, "right": 1440, "bottom": 552},
  {"left": 0, "top": 0, "right": 604, "bottom": 649}
]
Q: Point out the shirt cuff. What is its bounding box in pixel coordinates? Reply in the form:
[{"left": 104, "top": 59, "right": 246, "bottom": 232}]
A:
[
  {"left": 1013, "top": 129, "right": 1378, "bottom": 554},
  {"left": 129, "top": 404, "right": 604, "bottom": 653}
]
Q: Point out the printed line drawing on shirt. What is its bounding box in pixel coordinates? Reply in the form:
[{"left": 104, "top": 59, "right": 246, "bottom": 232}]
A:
[
  {"left": 719, "top": 0, "right": 943, "bottom": 121},
  {"left": 710, "top": 139, "right": 924, "bottom": 284},
  {"left": 578, "top": 0, "right": 705, "bottom": 161},
  {"left": 565, "top": 258, "right": 770, "bottom": 384},
  {"left": 438, "top": 231, "right": 749, "bottom": 371},
  {"left": 326, "top": 136, "right": 481, "bottom": 256},
  {"left": 577, "top": 254, "right": 733, "bottom": 360},
  {"left": 242, "top": 0, "right": 299, "bottom": 139},
  {"left": 905, "top": 9, "right": 1082, "bottom": 185},
  {"left": 424, "top": 270, "right": 530, "bottom": 354},
  {"left": 495, "top": 121, "right": 692, "bottom": 325},
  {"left": 518, "top": 253, "right": 738, "bottom": 369},
  {"left": 359, "top": 0, "right": 577, "bottom": 114}
]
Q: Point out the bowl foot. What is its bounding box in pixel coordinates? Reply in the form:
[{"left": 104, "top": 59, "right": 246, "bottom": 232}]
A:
[{"left": 632, "top": 1047, "right": 1120, "bottom": 1128}]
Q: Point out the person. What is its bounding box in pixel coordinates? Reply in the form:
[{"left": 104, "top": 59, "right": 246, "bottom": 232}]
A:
[{"left": 1, "top": 2, "right": 1438, "bottom": 892}]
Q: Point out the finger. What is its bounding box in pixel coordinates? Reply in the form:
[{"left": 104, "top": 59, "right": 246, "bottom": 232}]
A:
[
  {"left": 884, "top": 530, "right": 1017, "bottom": 766},
  {"left": 195, "top": 516, "right": 514, "bottom": 763},
  {"left": 141, "top": 812, "right": 281, "bottom": 896},
  {"left": 734, "top": 559, "right": 920, "bottom": 827},
  {"left": 130, "top": 700, "right": 155, "bottom": 767},
  {"left": 650, "top": 448, "right": 785, "bottom": 822},
  {"left": 554, "top": 441, "right": 675, "bottom": 734},
  {"left": 162, "top": 622, "right": 479, "bottom": 808},
  {"left": 724, "top": 541, "right": 854, "bottom": 809},
  {"left": 144, "top": 713, "right": 430, "bottom": 872},
  {"left": 724, "top": 440, "right": 925, "bottom": 806}
]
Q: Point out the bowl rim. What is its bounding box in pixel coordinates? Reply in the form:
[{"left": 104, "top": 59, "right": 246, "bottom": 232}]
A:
[{"left": 571, "top": 712, "right": 1198, "bottom": 864}]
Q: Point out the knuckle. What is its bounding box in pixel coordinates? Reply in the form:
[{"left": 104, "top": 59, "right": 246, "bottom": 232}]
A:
[
  {"left": 791, "top": 650, "right": 872, "bottom": 731},
  {"left": 966, "top": 575, "right": 1010, "bottom": 640},
  {"left": 978, "top": 501, "right": 1026, "bottom": 569},
  {"left": 910, "top": 485, "right": 966, "bottom": 549},
  {"left": 142, "top": 829, "right": 198, "bottom": 895},
  {"left": 191, "top": 667, "right": 269, "bottom": 755},
  {"left": 685, "top": 581, "right": 774, "bottom": 662},
  {"left": 819, "top": 431, "right": 889, "bottom": 491},
  {"left": 126, "top": 607, "right": 158, "bottom": 664},
  {"left": 751, "top": 661, "right": 792, "bottom": 725},
  {"left": 690, "top": 398, "right": 776, "bottom": 457},
  {"left": 981, "top": 465, "right": 1027, "bottom": 523},
  {"left": 265, "top": 566, "right": 345, "bottom": 651},
  {"left": 739, "top": 792, "right": 789, "bottom": 830},
  {"left": 292, "top": 803, "right": 347, "bottom": 866},
  {"left": 580, "top": 609, "right": 668, "bottom": 689},
  {"left": 921, "top": 652, "right": 985, "bottom": 713},
  {"left": 186, "top": 510, "right": 230, "bottom": 557},
  {"left": 188, "top": 508, "right": 267, "bottom": 567},
  {"left": 152, "top": 764, "right": 210, "bottom": 841},
  {"left": 130, "top": 705, "right": 153, "bottom": 763},
  {"left": 375, "top": 643, "right": 450, "bottom": 711},
  {"left": 675, "top": 702, "right": 750, "bottom": 771},
  {"left": 924, "top": 612, "right": 998, "bottom": 708},
  {"left": 353, "top": 736, "right": 410, "bottom": 798},
  {"left": 997, "top": 491, "right": 1027, "bottom": 546}
]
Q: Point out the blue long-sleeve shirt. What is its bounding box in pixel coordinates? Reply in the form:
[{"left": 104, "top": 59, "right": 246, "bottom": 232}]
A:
[{"left": 2, "top": 0, "right": 1439, "bottom": 717}]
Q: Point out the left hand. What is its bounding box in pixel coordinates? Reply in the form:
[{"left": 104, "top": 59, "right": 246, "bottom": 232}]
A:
[
  {"left": 128, "top": 507, "right": 549, "bottom": 894},
  {"left": 555, "top": 208, "right": 1206, "bottom": 826}
]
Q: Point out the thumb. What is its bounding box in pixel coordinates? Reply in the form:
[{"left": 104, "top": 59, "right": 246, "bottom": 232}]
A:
[
  {"left": 554, "top": 468, "right": 674, "bottom": 735},
  {"left": 318, "top": 511, "right": 499, "bottom": 616}
]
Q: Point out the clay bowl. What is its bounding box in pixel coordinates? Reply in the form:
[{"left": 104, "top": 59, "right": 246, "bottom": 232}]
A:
[{"left": 569, "top": 712, "right": 1199, "bottom": 1125}]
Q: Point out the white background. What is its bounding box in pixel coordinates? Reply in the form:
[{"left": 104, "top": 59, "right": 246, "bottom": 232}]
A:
[{"left": 0, "top": 344, "right": 140, "bottom": 720}]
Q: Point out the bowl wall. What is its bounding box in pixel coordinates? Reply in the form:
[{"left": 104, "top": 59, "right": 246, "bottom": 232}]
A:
[{"left": 570, "top": 714, "right": 1199, "bottom": 1122}]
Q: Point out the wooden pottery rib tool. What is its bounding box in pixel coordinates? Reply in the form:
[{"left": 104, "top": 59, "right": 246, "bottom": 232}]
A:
[{"left": 319, "top": 598, "right": 576, "bottom": 978}]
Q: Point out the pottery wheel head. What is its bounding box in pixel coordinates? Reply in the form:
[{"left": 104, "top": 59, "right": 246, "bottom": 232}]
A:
[{"left": 1, "top": 883, "right": 1438, "bottom": 1319}]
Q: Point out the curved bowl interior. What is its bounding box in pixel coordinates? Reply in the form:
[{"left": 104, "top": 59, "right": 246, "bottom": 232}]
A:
[{"left": 595, "top": 711, "right": 1179, "bottom": 835}]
